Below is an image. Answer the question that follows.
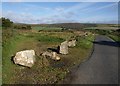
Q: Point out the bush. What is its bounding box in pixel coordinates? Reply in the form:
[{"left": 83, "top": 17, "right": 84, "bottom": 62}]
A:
[
  {"left": 2, "top": 17, "right": 13, "bottom": 28},
  {"left": 14, "top": 25, "right": 32, "bottom": 30}
]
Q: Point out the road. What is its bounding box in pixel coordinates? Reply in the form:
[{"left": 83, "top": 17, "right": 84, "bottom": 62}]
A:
[{"left": 62, "top": 35, "right": 118, "bottom": 84}]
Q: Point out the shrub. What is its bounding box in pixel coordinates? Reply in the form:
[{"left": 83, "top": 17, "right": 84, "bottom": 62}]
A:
[
  {"left": 2, "top": 17, "right": 13, "bottom": 28},
  {"left": 14, "top": 25, "right": 32, "bottom": 30}
]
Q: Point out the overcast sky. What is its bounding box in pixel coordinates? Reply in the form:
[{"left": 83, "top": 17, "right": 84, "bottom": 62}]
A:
[{"left": 2, "top": 2, "right": 118, "bottom": 24}]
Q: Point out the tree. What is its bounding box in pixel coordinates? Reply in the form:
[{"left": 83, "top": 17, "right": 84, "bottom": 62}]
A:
[{"left": 2, "top": 17, "right": 13, "bottom": 28}]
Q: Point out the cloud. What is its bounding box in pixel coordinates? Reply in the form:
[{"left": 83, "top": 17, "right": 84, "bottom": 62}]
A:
[
  {"left": 71, "top": 2, "right": 118, "bottom": 24},
  {"left": 2, "top": 11, "right": 36, "bottom": 23},
  {"left": 54, "top": 7, "right": 64, "bottom": 12},
  {"left": 86, "top": 2, "right": 117, "bottom": 13},
  {"left": 79, "top": 12, "right": 118, "bottom": 24},
  {"left": 42, "top": 2, "right": 97, "bottom": 20},
  {"left": 2, "top": 10, "right": 76, "bottom": 24},
  {"left": 2, "top": 2, "right": 118, "bottom": 24}
]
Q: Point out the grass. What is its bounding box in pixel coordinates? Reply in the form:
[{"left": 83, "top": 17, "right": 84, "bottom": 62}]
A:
[
  {"left": 2, "top": 34, "right": 30, "bottom": 84},
  {"left": 108, "top": 34, "right": 120, "bottom": 42},
  {"left": 2, "top": 28, "right": 95, "bottom": 84},
  {"left": 32, "top": 26, "right": 62, "bottom": 32},
  {"left": 76, "top": 35, "right": 94, "bottom": 49},
  {"left": 84, "top": 26, "right": 118, "bottom": 30},
  {"left": 84, "top": 26, "right": 120, "bottom": 42},
  {"left": 26, "top": 33, "right": 65, "bottom": 43}
]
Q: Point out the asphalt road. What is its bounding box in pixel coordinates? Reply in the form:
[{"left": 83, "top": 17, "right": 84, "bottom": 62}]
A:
[{"left": 62, "top": 35, "right": 118, "bottom": 84}]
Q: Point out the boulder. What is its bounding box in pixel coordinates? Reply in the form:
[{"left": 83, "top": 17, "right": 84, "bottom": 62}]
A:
[
  {"left": 42, "top": 51, "right": 52, "bottom": 57},
  {"left": 13, "top": 50, "right": 36, "bottom": 67},
  {"left": 68, "top": 40, "right": 76, "bottom": 47},
  {"left": 52, "top": 52, "right": 60, "bottom": 60},
  {"left": 59, "top": 41, "right": 68, "bottom": 54},
  {"left": 42, "top": 51, "right": 60, "bottom": 60}
]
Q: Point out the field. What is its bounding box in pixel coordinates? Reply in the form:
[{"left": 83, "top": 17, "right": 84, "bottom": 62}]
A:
[
  {"left": 32, "top": 26, "right": 62, "bottom": 32},
  {"left": 84, "top": 26, "right": 118, "bottom": 30},
  {"left": 2, "top": 26, "right": 95, "bottom": 84},
  {"left": 84, "top": 26, "right": 120, "bottom": 42}
]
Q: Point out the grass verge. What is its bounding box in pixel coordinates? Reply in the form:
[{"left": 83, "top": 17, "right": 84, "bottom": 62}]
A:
[
  {"left": 108, "top": 35, "right": 120, "bottom": 42},
  {"left": 2, "top": 30, "right": 95, "bottom": 84}
]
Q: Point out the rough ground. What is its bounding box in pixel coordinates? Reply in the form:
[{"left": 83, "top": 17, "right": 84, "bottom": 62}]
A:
[{"left": 62, "top": 35, "right": 118, "bottom": 84}]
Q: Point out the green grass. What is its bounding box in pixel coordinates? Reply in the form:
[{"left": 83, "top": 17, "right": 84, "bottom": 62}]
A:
[
  {"left": 2, "top": 29, "right": 95, "bottom": 84},
  {"left": 32, "top": 26, "right": 62, "bottom": 31},
  {"left": 84, "top": 26, "right": 120, "bottom": 42},
  {"left": 76, "top": 35, "right": 94, "bottom": 49},
  {"left": 37, "top": 35, "right": 65, "bottom": 43},
  {"left": 84, "top": 26, "right": 118, "bottom": 30},
  {"left": 25, "top": 33, "right": 65, "bottom": 43},
  {"left": 2, "top": 34, "right": 29, "bottom": 84},
  {"left": 108, "top": 35, "right": 120, "bottom": 42}
]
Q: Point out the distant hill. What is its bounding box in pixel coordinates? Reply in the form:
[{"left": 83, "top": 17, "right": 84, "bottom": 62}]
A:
[
  {"left": 30, "top": 23, "right": 97, "bottom": 30},
  {"left": 13, "top": 22, "right": 120, "bottom": 30}
]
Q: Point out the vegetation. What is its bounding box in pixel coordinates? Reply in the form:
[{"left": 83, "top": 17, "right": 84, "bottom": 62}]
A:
[
  {"left": 3, "top": 18, "right": 119, "bottom": 84},
  {"left": 14, "top": 25, "right": 32, "bottom": 30},
  {"left": 108, "top": 35, "right": 120, "bottom": 42},
  {"left": 108, "top": 29, "right": 120, "bottom": 42},
  {"left": 76, "top": 35, "right": 94, "bottom": 49},
  {"left": 32, "top": 26, "right": 62, "bottom": 32},
  {"left": 2, "top": 18, "right": 95, "bottom": 84},
  {"left": 30, "top": 23, "right": 97, "bottom": 30},
  {"left": 84, "top": 27, "right": 120, "bottom": 42},
  {"left": 2, "top": 17, "right": 13, "bottom": 28}
]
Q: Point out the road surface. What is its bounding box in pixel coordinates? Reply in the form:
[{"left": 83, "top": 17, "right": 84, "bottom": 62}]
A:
[{"left": 62, "top": 35, "right": 118, "bottom": 84}]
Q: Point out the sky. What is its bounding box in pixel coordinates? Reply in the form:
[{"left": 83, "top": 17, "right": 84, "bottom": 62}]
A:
[
  {"left": 2, "top": 0, "right": 120, "bottom": 2},
  {"left": 1, "top": 2, "right": 118, "bottom": 24}
]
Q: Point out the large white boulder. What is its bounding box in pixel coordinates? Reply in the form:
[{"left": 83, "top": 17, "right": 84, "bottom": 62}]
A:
[
  {"left": 59, "top": 41, "right": 68, "bottom": 55},
  {"left": 13, "top": 50, "right": 36, "bottom": 67}
]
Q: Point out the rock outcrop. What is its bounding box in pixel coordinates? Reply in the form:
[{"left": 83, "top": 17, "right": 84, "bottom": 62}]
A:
[{"left": 13, "top": 50, "right": 36, "bottom": 67}]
